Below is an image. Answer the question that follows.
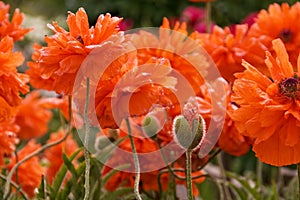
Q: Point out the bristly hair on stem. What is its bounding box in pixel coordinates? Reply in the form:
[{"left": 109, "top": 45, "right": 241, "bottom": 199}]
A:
[
  {"left": 125, "top": 118, "right": 142, "bottom": 200},
  {"left": 297, "top": 163, "right": 300, "bottom": 199},
  {"left": 83, "top": 77, "right": 91, "bottom": 200}
]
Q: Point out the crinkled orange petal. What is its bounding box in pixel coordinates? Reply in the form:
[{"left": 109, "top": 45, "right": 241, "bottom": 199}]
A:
[{"left": 253, "top": 129, "right": 300, "bottom": 166}]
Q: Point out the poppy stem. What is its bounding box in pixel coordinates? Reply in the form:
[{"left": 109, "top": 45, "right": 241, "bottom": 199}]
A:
[
  {"left": 83, "top": 77, "right": 90, "bottom": 200},
  {"left": 298, "top": 162, "right": 300, "bottom": 199},
  {"left": 217, "top": 153, "right": 232, "bottom": 200},
  {"left": 186, "top": 150, "right": 193, "bottom": 200},
  {"left": 0, "top": 174, "right": 29, "bottom": 200},
  {"left": 125, "top": 118, "right": 142, "bottom": 200}
]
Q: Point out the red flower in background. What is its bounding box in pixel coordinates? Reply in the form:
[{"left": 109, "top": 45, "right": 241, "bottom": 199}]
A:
[
  {"left": 181, "top": 6, "right": 214, "bottom": 33},
  {"left": 0, "top": 2, "right": 31, "bottom": 41},
  {"left": 8, "top": 141, "right": 44, "bottom": 198},
  {"left": 232, "top": 39, "right": 300, "bottom": 166},
  {"left": 118, "top": 18, "right": 133, "bottom": 31}
]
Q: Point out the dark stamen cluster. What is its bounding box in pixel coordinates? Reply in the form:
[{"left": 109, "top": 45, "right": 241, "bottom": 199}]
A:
[
  {"left": 279, "top": 29, "right": 292, "bottom": 43},
  {"left": 279, "top": 76, "right": 300, "bottom": 99}
]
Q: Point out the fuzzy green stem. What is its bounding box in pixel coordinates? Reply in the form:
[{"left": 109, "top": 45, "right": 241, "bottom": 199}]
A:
[
  {"left": 83, "top": 77, "right": 90, "bottom": 200},
  {"left": 0, "top": 174, "right": 28, "bottom": 200},
  {"left": 297, "top": 163, "right": 300, "bottom": 199},
  {"left": 186, "top": 150, "right": 193, "bottom": 200},
  {"left": 256, "top": 159, "right": 263, "bottom": 195},
  {"left": 205, "top": 2, "right": 212, "bottom": 33},
  {"left": 156, "top": 141, "right": 177, "bottom": 199},
  {"left": 125, "top": 118, "right": 142, "bottom": 200},
  {"left": 217, "top": 153, "right": 232, "bottom": 200}
]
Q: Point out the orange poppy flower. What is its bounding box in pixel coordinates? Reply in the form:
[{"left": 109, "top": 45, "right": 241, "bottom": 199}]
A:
[
  {"left": 0, "top": 36, "right": 29, "bottom": 109},
  {"left": 44, "top": 130, "right": 79, "bottom": 184},
  {"left": 14, "top": 91, "right": 54, "bottom": 139},
  {"left": 8, "top": 141, "right": 44, "bottom": 198},
  {"left": 0, "top": 2, "right": 31, "bottom": 41},
  {"left": 26, "top": 8, "right": 123, "bottom": 95},
  {"left": 231, "top": 38, "right": 300, "bottom": 166},
  {"left": 0, "top": 119, "right": 19, "bottom": 166},
  {"left": 0, "top": 97, "right": 17, "bottom": 122},
  {"left": 95, "top": 56, "right": 179, "bottom": 129},
  {"left": 95, "top": 18, "right": 210, "bottom": 128},
  {"left": 248, "top": 3, "right": 300, "bottom": 70},
  {"left": 130, "top": 17, "right": 207, "bottom": 94},
  {"left": 191, "top": 24, "right": 267, "bottom": 82}
]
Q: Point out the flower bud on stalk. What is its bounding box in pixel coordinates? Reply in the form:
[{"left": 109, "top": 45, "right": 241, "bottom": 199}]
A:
[
  {"left": 142, "top": 115, "right": 161, "bottom": 139},
  {"left": 173, "top": 114, "right": 205, "bottom": 151},
  {"left": 142, "top": 106, "right": 167, "bottom": 139}
]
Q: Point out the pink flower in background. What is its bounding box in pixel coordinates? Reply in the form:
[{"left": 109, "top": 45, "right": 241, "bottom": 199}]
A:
[
  {"left": 118, "top": 18, "right": 133, "bottom": 31},
  {"left": 181, "top": 6, "right": 205, "bottom": 26},
  {"left": 194, "top": 21, "right": 214, "bottom": 33},
  {"left": 241, "top": 12, "right": 258, "bottom": 27},
  {"left": 230, "top": 12, "right": 258, "bottom": 34},
  {"left": 181, "top": 6, "right": 214, "bottom": 33}
]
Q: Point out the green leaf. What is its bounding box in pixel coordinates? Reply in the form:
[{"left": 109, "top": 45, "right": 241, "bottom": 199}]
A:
[
  {"left": 50, "top": 147, "right": 82, "bottom": 199},
  {"left": 101, "top": 187, "right": 133, "bottom": 200},
  {"left": 36, "top": 175, "right": 47, "bottom": 199},
  {"left": 227, "top": 182, "right": 248, "bottom": 200},
  {"left": 62, "top": 153, "right": 78, "bottom": 179},
  {"left": 226, "top": 171, "right": 262, "bottom": 200},
  {"left": 56, "top": 161, "right": 86, "bottom": 199}
]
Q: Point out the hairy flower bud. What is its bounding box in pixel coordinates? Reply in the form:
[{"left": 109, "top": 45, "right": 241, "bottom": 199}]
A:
[
  {"left": 142, "top": 115, "right": 160, "bottom": 139},
  {"left": 173, "top": 114, "right": 205, "bottom": 150}
]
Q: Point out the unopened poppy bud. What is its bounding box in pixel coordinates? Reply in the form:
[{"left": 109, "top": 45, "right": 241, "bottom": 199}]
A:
[
  {"left": 173, "top": 114, "right": 205, "bottom": 150},
  {"left": 142, "top": 115, "right": 160, "bottom": 139},
  {"left": 191, "top": 115, "right": 206, "bottom": 150}
]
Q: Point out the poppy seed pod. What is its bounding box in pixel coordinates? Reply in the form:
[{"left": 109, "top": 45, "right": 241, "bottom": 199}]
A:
[
  {"left": 172, "top": 114, "right": 205, "bottom": 151},
  {"left": 142, "top": 115, "right": 161, "bottom": 139}
]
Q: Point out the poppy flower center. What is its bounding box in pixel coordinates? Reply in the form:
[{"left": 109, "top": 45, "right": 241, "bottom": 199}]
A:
[
  {"left": 279, "top": 29, "right": 292, "bottom": 43},
  {"left": 279, "top": 76, "right": 300, "bottom": 98},
  {"left": 76, "top": 36, "right": 84, "bottom": 44}
]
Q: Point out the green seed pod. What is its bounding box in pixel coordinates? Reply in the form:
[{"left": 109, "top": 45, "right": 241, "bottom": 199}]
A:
[
  {"left": 142, "top": 115, "right": 160, "bottom": 139},
  {"left": 173, "top": 114, "right": 205, "bottom": 150},
  {"left": 191, "top": 115, "right": 206, "bottom": 150}
]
